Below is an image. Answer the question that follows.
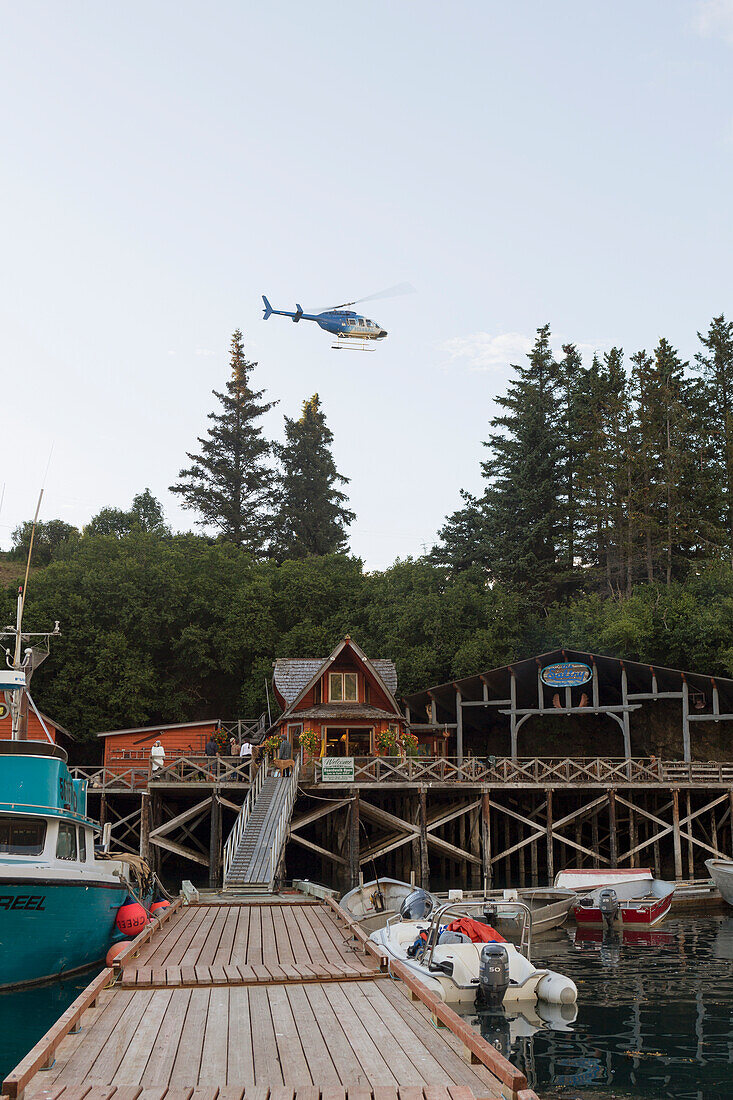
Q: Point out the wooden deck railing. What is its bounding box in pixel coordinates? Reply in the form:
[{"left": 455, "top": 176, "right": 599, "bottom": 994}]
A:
[{"left": 73, "top": 754, "right": 733, "bottom": 792}]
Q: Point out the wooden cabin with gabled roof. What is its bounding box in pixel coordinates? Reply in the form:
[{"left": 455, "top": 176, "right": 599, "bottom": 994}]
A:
[{"left": 272, "top": 635, "right": 407, "bottom": 756}]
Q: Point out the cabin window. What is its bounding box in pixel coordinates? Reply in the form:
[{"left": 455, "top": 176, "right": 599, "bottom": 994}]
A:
[
  {"left": 56, "top": 822, "right": 77, "bottom": 861},
  {"left": 0, "top": 817, "right": 46, "bottom": 856},
  {"left": 329, "top": 672, "right": 358, "bottom": 702},
  {"left": 78, "top": 827, "right": 87, "bottom": 863}
]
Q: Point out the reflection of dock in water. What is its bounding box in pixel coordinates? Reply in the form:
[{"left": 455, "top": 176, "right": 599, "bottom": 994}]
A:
[{"left": 2, "top": 896, "right": 541, "bottom": 1100}]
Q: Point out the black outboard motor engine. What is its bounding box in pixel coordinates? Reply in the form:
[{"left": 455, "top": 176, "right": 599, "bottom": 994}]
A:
[
  {"left": 399, "top": 889, "right": 434, "bottom": 922},
  {"left": 477, "top": 942, "right": 510, "bottom": 1008},
  {"left": 598, "top": 888, "right": 620, "bottom": 932}
]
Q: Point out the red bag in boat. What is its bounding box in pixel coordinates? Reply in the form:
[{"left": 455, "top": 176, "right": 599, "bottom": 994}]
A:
[{"left": 447, "top": 917, "right": 506, "bottom": 944}]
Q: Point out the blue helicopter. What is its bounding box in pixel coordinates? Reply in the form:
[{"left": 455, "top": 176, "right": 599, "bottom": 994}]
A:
[{"left": 261, "top": 283, "right": 413, "bottom": 350}]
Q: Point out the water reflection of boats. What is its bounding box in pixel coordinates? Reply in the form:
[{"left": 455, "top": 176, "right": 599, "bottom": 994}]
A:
[
  {"left": 572, "top": 926, "right": 676, "bottom": 948},
  {"left": 468, "top": 999, "right": 578, "bottom": 1058}
]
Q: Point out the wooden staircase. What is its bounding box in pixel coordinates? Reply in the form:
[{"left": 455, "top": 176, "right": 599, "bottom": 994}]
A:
[{"left": 223, "top": 757, "right": 299, "bottom": 893}]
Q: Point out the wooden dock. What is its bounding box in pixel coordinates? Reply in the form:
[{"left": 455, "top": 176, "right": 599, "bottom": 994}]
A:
[{"left": 2, "top": 899, "right": 539, "bottom": 1100}]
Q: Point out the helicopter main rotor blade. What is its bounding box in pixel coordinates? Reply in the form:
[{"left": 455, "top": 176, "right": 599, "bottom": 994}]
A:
[{"left": 314, "top": 282, "right": 416, "bottom": 313}]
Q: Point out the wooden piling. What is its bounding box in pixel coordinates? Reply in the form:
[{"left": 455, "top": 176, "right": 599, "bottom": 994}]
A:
[
  {"left": 419, "top": 786, "right": 430, "bottom": 890},
  {"left": 672, "top": 788, "right": 683, "bottom": 881},
  {"left": 608, "top": 790, "right": 617, "bottom": 868},
  {"left": 481, "top": 791, "right": 492, "bottom": 889},
  {"left": 546, "top": 789, "right": 554, "bottom": 884},
  {"left": 349, "top": 790, "right": 360, "bottom": 889},
  {"left": 208, "top": 792, "right": 221, "bottom": 888}
]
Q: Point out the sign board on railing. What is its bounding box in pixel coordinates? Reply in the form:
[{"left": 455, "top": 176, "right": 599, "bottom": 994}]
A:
[{"left": 321, "top": 757, "right": 355, "bottom": 782}]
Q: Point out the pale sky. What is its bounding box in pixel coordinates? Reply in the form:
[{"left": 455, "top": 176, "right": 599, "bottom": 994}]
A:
[{"left": 2, "top": 1, "right": 733, "bottom": 568}]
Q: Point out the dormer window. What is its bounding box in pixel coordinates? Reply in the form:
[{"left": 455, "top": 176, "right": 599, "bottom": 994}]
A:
[{"left": 329, "top": 672, "right": 358, "bottom": 702}]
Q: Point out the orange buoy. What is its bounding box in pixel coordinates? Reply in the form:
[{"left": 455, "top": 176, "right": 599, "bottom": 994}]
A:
[
  {"left": 105, "top": 940, "right": 128, "bottom": 966},
  {"left": 150, "top": 899, "right": 170, "bottom": 915},
  {"left": 115, "top": 898, "right": 148, "bottom": 937}
]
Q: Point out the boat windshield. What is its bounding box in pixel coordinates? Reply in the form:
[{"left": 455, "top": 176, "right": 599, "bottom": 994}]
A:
[{"left": 0, "top": 817, "right": 47, "bottom": 856}]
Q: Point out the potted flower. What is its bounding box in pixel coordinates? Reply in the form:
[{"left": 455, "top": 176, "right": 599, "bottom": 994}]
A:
[
  {"left": 262, "top": 734, "right": 280, "bottom": 759},
  {"left": 402, "top": 731, "right": 419, "bottom": 758},
  {"left": 299, "top": 728, "right": 321, "bottom": 760},
  {"left": 375, "top": 726, "right": 399, "bottom": 756}
]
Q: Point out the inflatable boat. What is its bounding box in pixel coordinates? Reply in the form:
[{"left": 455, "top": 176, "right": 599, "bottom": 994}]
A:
[{"left": 370, "top": 890, "right": 578, "bottom": 1007}]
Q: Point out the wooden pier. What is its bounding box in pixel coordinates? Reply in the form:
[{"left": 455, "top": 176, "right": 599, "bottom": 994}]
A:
[
  {"left": 2, "top": 898, "right": 539, "bottom": 1100},
  {"left": 74, "top": 754, "right": 733, "bottom": 894}
]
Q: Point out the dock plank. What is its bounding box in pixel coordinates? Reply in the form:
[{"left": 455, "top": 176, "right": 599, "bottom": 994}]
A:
[
  {"left": 226, "top": 985, "right": 255, "bottom": 1087},
  {"left": 166, "top": 986, "right": 209, "bottom": 1088}
]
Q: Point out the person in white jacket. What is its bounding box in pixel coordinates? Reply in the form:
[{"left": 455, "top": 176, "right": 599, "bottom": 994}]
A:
[{"left": 150, "top": 740, "right": 166, "bottom": 776}]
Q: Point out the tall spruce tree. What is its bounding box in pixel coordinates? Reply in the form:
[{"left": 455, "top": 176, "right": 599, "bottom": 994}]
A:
[
  {"left": 696, "top": 315, "right": 733, "bottom": 565},
  {"left": 170, "top": 330, "right": 277, "bottom": 552},
  {"left": 481, "top": 324, "right": 562, "bottom": 602},
  {"left": 271, "top": 393, "right": 355, "bottom": 560}
]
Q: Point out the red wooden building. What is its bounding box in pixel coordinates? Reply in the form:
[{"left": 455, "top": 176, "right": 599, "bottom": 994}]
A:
[
  {"left": 98, "top": 719, "right": 221, "bottom": 773},
  {"left": 0, "top": 709, "right": 73, "bottom": 748},
  {"left": 272, "top": 636, "right": 407, "bottom": 755}
]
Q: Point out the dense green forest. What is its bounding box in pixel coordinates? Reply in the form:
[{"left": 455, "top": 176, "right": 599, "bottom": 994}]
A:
[{"left": 4, "top": 320, "right": 733, "bottom": 745}]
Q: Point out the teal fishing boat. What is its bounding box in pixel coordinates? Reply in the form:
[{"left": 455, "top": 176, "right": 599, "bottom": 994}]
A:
[
  {"left": 0, "top": 561, "right": 133, "bottom": 988},
  {"left": 0, "top": 740, "right": 128, "bottom": 988}
]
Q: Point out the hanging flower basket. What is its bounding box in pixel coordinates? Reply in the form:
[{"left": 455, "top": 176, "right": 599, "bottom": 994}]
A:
[
  {"left": 402, "top": 731, "right": 419, "bottom": 757},
  {"left": 375, "top": 726, "right": 399, "bottom": 755},
  {"left": 262, "top": 734, "right": 280, "bottom": 757},
  {"left": 299, "top": 728, "right": 321, "bottom": 760}
]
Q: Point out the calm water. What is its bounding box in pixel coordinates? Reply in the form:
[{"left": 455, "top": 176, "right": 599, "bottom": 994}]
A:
[
  {"left": 0, "top": 968, "right": 96, "bottom": 1084},
  {"left": 461, "top": 914, "right": 733, "bottom": 1100}
]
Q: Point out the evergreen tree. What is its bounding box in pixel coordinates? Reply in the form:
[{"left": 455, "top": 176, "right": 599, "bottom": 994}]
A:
[
  {"left": 86, "top": 489, "right": 168, "bottom": 538},
  {"left": 272, "top": 394, "right": 355, "bottom": 560},
  {"left": 432, "top": 489, "right": 490, "bottom": 574},
  {"left": 696, "top": 315, "right": 733, "bottom": 565},
  {"left": 481, "top": 324, "right": 562, "bottom": 602},
  {"left": 170, "top": 331, "right": 278, "bottom": 553}
]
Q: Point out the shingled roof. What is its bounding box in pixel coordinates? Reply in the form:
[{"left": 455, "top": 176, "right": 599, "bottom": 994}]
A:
[{"left": 274, "top": 656, "right": 398, "bottom": 706}]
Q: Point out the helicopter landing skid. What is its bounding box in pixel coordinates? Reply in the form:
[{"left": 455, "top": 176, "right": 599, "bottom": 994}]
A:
[{"left": 331, "top": 337, "right": 376, "bottom": 352}]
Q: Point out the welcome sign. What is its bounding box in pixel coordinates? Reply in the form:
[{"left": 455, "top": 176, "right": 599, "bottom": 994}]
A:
[{"left": 540, "top": 662, "right": 592, "bottom": 688}]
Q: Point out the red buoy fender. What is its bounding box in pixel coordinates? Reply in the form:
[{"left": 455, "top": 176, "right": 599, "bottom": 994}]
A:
[
  {"left": 106, "top": 940, "right": 128, "bottom": 966},
  {"left": 150, "top": 899, "right": 170, "bottom": 915},
  {"left": 115, "top": 898, "right": 148, "bottom": 937}
]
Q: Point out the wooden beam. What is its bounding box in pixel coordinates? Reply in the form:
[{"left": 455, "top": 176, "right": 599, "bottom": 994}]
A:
[
  {"left": 149, "top": 834, "right": 209, "bottom": 867},
  {"left": 290, "top": 832, "right": 348, "bottom": 866},
  {"left": 149, "top": 796, "right": 213, "bottom": 838},
  {"left": 349, "top": 791, "right": 360, "bottom": 890},
  {"left": 291, "top": 798, "right": 353, "bottom": 831}
]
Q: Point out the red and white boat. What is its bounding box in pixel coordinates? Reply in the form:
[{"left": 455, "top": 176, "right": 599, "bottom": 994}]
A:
[{"left": 554, "top": 868, "right": 675, "bottom": 929}]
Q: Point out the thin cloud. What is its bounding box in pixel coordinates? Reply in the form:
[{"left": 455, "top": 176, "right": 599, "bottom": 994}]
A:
[
  {"left": 443, "top": 332, "right": 610, "bottom": 372},
  {"left": 693, "top": 0, "right": 733, "bottom": 43},
  {"left": 443, "top": 332, "right": 533, "bottom": 372}
]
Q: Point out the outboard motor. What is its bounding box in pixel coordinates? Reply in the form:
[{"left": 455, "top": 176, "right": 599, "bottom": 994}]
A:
[
  {"left": 598, "top": 888, "right": 620, "bottom": 932},
  {"left": 477, "top": 942, "right": 510, "bottom": 1008},
  {"left": 399, "top": 888, "right": 434, "bottom": 922}
]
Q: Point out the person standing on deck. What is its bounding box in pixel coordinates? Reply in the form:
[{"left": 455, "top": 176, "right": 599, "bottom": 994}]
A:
[
  {"left": 150, "top": 740, "right": 165, "bottom": 776},
  {"left": 278, "top": 733, "right": 292, "bottom": 776},
  {"left": 205, "top": 734, "right": 219, "bottom": 779},
  {"left": 239, "top": 738, "right": 253, "bottom": 781},
  {"left": 229, "top": 736, "right": 238, "bottom": 757}
]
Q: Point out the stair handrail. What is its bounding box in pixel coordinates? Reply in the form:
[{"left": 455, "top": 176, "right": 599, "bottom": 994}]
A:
[
  {"left": 223, "top": 761, "right": 266, "bottom": 885},
  {"left": 269, "top": 752, "right": 301, "bottom": 892}
]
